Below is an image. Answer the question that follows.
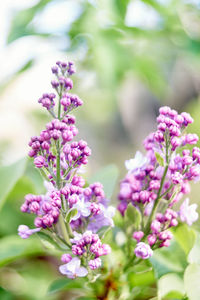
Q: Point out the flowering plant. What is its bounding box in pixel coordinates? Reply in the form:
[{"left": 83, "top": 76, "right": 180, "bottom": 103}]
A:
[{"left": 18, "top": 60, "right": 200, "bottom": 299}]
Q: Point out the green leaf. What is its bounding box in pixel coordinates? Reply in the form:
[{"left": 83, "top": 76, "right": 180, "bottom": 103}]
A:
[
  {"left": 158, "top": 273, "right": 185, "bottom": 300},
  {"left": 76, "top": 298, "right": 95, "bottom": 300},
  {"left": 114, "top": 0, "right": 130, "bottom": 19},
  {"left": 125, "top": 203, "right": 141, "bottom": 230},
  {"left": 184, "top": 263, "right": 200, "bottom": 300},
  {"left": 0, "top": 287, "right": 15, "bottom": 300},
  {"left": 37, "top": 231, "right": 67, "bottom": 251},
  {"left": 150, "top": 240, "right": 187, "bottom": 279},
  {"left": 89, "top": 164, "right": 119, "bottom": 198},
  {"left": 7, "top": 0, "right": 53, "bottom": 44},
  {"left": 97, "top": 226, "right": 111, "bottom": 239},
  {"left": 172, "top": 224, "right": 196, "bottom": 256},
  {"left": 0, "top": 235, "right": 44, "bottom": 267},
  {"left": 25, "top": 158, "right": 44, "bottom": 194},
  {"left": 155, "top": 152, "right": 165, "bottom": 167},
  {"left": 128, "top": 270, "right": 155, "bottom": 287},
  {"left": 65, "top": 208, "right": 78, "bottom": 223},
  {"left": 188, "top": 233, "right": 200, "bottom": 264},
  {"left": 0, "top": 158, "right": 27, "bottom": 210},
  {"left": 48, "top": 278, "right": 86, "bottom": 295}
]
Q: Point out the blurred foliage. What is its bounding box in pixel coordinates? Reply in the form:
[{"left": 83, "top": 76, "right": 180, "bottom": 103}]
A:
[{"left": 3, "top": 0, "right": 200, "bottom": 99}]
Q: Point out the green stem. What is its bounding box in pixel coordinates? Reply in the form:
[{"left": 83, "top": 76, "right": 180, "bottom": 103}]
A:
[
  {"left": 159, "top": 184, "right": 173, "bottom": 199},
  {"left": 59, "top": 215, "right": 71, "bottom": 246},
  {"left": 65, "top": 220, "right": 73, "bottom": 238},
  {"left": 56, "top": 141, "right": 61, "bottom": 189},
  {"left": 145, "top": 164, "right": 169, "bottom": 234},
  {"left": 124, "top": 255, "right": 141, "bottom": 272},
  {"left": 144, "top": 136, "right": 170, "bottom": 234},
  {"left": 38, "top": 169, "right": 49, "bottom": 181}
]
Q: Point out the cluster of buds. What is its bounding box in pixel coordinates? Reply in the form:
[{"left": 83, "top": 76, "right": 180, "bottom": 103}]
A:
[
  {"left": 18, "top": 60, "right": 115, "bottom": 279},
  {"left": 59, "top": 230, "right": 111, "bottom": 277},
  {"left": 20, "top": 189, "right": 61, "bottom": 228},
  {"left": 118, "top": 106, "right": 199, "bottom": 259}
]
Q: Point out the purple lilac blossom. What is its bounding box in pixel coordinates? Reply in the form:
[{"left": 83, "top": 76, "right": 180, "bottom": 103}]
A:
[
  {"left": 19, "top": 60, "right": 114, "bottom": 280},
  {"left": 119, "top": 105, "right": 199, "bottom": 252},
  {"left": 179, "top": 198, "right": 198, "bottom": 226},
  {"left": 89, "top": 258, "right": 102, "bottom": 270},
  {"left": 87, "top": 205, "right": 115, "bottom": 232},
  {"left": 125, "top": 151, "right": 149, "bottom": 174},
  {"left": 71, "top": 196, "right": 91, "bottom": 221},
  {"left": 134, "top": 242, "right": 153, "bottom": 259},
  {"left": 18, "top": 225, "right": 41, "bottom": 239},
  {"left": 59, "top": 257, "right": 88, "bottom": 279}
]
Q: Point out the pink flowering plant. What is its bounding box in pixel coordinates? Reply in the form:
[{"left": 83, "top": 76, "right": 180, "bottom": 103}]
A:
[{"left": 18, "top": 60, "right": 200, "bottom": 299}]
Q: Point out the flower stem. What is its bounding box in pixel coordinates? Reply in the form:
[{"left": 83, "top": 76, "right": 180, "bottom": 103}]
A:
[
  {"left": 59, "top": 214, "right": 71, "bottom": 246},
  {"left": 144, "top": 137, "right": 170, "bottom": 234},
  {"left": 56, "top": 141, "right": 61, "bottom": 189}
]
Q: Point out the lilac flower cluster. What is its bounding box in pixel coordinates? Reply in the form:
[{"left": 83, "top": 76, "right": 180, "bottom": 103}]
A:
[
  {"left": 59, "top": 230, "right": 111, "bottom": 277},
  {"left": 18, "top": 60, "right": 114, "bottom": 279},
  {"left": 20, "top": 189, "right": 61, "bottom": 228},
  {"left": 118, "top": 106, "right": 199, "bottom": 259}
]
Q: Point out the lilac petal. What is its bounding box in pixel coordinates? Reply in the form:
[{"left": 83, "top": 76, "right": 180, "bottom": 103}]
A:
[
  {"left": 59, "top": 264, "right": 69, "bottom": 275},
  {"left": 44, "top": 181, "right": 55, "bottom": 192},
  {"left": 18, "top": 225, "right": 40, "bottom": 239},
  {"left": 70, "top": 232, "right": 83, "bottom": 244},
  {"left": 18, "top": 225, "right": 29, "bottom": 232},
  {"left": 125, "top": 151, "right": 149, "bottom": 173},
  {"left": 67, "top": 258, "right": 81, "bottom": 273},
  {"left": 19, "top": 232, "right": 30, "bottom": 239},
  {"left": 28, "top": 228, "right": 41, "bottom": 235},
  {"left": 76, "top": 267, "right": 88, "bottom": 277},
  {"left": 59, "top": 265, "right": 75, "bottom": 278},
  {"left": 81, "top": 207, "right": 91, "bottom": 217}
]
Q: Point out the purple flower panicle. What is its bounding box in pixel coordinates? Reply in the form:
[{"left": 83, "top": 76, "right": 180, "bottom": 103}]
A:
[
  {"left": 19, "top": 60, "right": 113, "bottom": 280},
  {"left": 119, "top": 106, "right": 199, "bottom": 256}
]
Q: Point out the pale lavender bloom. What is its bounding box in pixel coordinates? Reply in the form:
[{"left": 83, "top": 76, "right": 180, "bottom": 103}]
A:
[
  {"left": 88, "top": 205, "right": 115, "bottom": 232},
  {"left": 70, "top": 231, "right": 83, "bottom": 244},
  {"left": 59, "top": 257, "right": 88, "bottom": 279},
  {"left": 71, "top": 196, "right": 91, "bottom": 221},
  {"left": 125, "top": 151, "right": 149, "bottom": 173},
  {"left": 134, "top": 242, "right": 153, "bottom": 259},
  {"left": 18, "top": 225, "right": 41, "bottom": 239},
  {"left": 44, "top": 180, "right": 55, "bottom": 193},
  {"left": 100, "top": 205, "right": 115, "bottom": 226},
  {"left": 179, "top": 198, "right": 198, "bottom": 226},
  {"left": 144, "top": 201, "right": 154, "bottom": 216}
]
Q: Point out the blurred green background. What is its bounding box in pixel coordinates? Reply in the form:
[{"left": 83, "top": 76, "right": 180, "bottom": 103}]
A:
[{"left": 1, "top": 0, "right": 200, "bottom": 299}]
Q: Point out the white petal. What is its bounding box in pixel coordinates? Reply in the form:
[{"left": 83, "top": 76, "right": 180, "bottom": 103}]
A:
[
  {"left": 59, "top": 264, "right": 68, "bottom": 275},
  {"left": 81, "top": 207, "right": 91, "bottom": 217},
  {"left": 67, "top": 258, "right": 80, "bottom": 273},
  {"left": 76, "top": 267, "right": 88, "bottom": 277}
]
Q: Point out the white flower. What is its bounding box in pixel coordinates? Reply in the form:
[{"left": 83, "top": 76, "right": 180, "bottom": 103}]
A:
[
  {"left": 18, "top": 225, "right": 41, "bottom": 239},
  {"left": 71, "top": 196, "right": 91, "bottom": 221},
  {"left": 100, "top": 205, "right": 116, "bottom": 227},
  {"left": 70, "top": 231, "right": 83, "bottom": 244},
  {"left": 179, "top": 198, "right": 198, "bottom": 226},
  {"left": 125, "top": 151, "right": 149, "bottom": 173},
  {"left": 44, "top": 181, "right": 55, "bottom": 193},
  {"left": 59, "top": 257, "right": 88, "bottom": 279}
]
